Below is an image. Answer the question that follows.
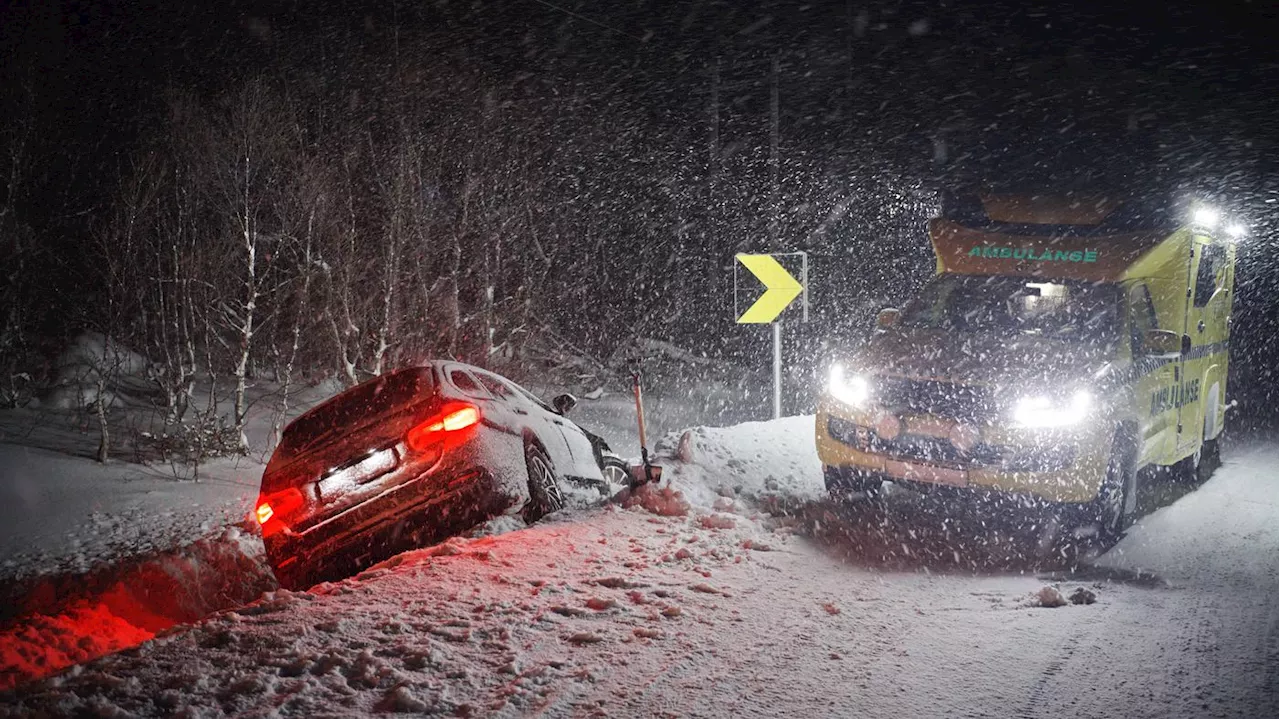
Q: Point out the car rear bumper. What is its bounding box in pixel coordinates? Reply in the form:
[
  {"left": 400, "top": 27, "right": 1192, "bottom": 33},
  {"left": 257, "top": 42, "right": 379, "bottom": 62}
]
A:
[{"left": 264, "top": 465, "right": 506, "bottom": 588}]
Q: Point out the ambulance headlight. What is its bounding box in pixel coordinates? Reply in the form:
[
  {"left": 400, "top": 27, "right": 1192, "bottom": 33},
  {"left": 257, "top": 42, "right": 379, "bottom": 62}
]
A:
[
  {"left": 1013, "top": 390, "right": 1093, "bottom": 428},
  {"left": 828, "top": 364, "right": 871, "bottom": 407}
]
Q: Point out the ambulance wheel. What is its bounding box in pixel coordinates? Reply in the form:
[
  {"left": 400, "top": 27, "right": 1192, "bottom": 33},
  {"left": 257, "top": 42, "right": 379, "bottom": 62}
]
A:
[
  {"left": 824, "top": 465, "right": 883, "bottom": 501},
  {"left": 1092, "top": 431, "right": 1138, "bottom": 541},
  {"left": 1176, "top": 390, "right": 1223, "bottom": 484},
  {"left": 1183, "top": 437, "right": 1220, "bottom": 483},
  {"left": 1173, "top": 444, "right": 1204, "bottom": 484},
  {"left": 1175, "top": 409, "right": 1221, "bottom": 484},
  {"left": 1202, "top": 437, "right": 1220, "bottom": 468}
]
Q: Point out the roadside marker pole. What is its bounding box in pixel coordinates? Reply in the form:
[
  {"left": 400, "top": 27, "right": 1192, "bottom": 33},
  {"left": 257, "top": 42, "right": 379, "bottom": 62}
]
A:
[
  {"left": 800, "top": 252, "right": 809, "bottom": 322},
  {"left": 632, "top": 369, "right": 655, "bottom": 484},
  {"left": 772, "top": 321, "right": 782, "bottom": 419}
]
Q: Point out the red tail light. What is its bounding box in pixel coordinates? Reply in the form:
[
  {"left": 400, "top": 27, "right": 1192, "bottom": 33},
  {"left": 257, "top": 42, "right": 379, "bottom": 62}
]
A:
[
  {"left": 406, "top": 402, "right": 481, "bottom": 452},
  {"left": 256, "top": 487, "right": 306, "bottom": 537},
  {"left": 441, "top": 405, "right": 480, "bottom": 431}
]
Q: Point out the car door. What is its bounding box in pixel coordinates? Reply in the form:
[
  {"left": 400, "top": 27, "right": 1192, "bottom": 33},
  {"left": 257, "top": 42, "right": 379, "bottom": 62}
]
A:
[
  {"left": 508, "top": 384, "right": 602, "bottom": 480},
  {"left": 471, "top": 370, "right": 577, "bottom": 473},
  {"left": 555, "top": 417, "right": 604, "bottom": 481}
]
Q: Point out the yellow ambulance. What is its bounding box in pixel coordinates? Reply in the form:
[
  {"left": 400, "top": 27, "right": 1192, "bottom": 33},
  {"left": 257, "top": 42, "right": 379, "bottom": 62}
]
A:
[{"left": 816, "top": 193, "right": 1237, "bottom": 536}]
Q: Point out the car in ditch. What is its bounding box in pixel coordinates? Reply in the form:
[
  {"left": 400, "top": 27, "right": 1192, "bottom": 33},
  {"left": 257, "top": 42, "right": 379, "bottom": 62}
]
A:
[{"left": 255, "top": 361, "right": 632, "bottom": 589}]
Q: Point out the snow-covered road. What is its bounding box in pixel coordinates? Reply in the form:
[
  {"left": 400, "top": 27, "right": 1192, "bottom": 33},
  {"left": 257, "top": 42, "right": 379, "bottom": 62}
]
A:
[{"left": 1, "top": 417, "right": 1273, "bottom": 718}]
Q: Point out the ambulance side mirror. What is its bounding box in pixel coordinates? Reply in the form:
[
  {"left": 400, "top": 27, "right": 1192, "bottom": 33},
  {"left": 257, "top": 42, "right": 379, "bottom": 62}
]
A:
[
  {"left": 876, "top": 308, "right": 901, "bottom": 330},
  {"left": 1141, "top": 329, "right": 1181, "bottom": 359}
]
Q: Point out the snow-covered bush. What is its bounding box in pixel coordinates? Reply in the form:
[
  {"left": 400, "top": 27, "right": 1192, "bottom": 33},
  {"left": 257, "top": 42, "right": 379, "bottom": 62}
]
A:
[
  {"left": 43, "top": 332, "right": 154, "bottom": 412},
  {"left": 0, "top": 371, "right": 35, "bottom": 409},
  {"left": 133, "top": 409, "right": 244, "bottom": 468}
]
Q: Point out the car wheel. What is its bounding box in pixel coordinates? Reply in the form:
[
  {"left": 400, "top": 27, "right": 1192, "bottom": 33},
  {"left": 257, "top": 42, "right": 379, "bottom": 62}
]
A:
[
  {"left": 824, "top": 465, "right": 883, "bottom": 501},
  {"left": 523, "top": 444, "right": 565, "bottom": 523},
  {"left": 599, "top": 454, "right": 632, "bottom": 494}
]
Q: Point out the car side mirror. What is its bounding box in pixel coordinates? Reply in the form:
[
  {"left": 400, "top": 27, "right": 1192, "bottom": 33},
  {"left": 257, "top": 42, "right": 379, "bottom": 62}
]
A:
[
  {"left": 552, "top": 393, "right": 578, "bottom": 415},
  {"left": 876, "top": 308, "right": 900, "bottom": 329},
  {"left": 1142, "top": 329, "right": 1181, "bottom": 359}
]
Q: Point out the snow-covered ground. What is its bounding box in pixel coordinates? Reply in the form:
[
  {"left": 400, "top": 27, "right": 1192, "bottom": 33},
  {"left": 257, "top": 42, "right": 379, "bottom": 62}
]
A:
[
  {"left": 0, "top": 356, "right": 752, "bottom": 690},
  {"left": 0, "top": 442, "right": 260, "bottom": 584},
  {"left": 0, "top": 403, "right": 1275, "bottom": 717},
  {"left": 0, "top": 408, "right": 284, "bottom": 689},
  {"left": 0, "top": 350, "right": 345, "bottom": 588}
]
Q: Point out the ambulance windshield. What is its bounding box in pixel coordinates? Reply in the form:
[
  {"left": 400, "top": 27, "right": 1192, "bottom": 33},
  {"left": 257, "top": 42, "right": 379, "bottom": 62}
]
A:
[{"left": 898, "top": 274, "right": 1122, "bottom": 344}]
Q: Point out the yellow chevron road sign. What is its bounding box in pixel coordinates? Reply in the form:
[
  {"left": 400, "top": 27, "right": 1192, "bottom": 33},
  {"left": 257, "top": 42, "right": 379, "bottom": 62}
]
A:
[{"left": 735, "top": 253, "right": 805, "bottom": 323}]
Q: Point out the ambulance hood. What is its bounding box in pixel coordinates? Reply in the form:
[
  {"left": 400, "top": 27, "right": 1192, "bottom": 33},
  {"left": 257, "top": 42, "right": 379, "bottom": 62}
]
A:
[{"left": 851, "top": 326, "right": 1115, "bottom": 390}]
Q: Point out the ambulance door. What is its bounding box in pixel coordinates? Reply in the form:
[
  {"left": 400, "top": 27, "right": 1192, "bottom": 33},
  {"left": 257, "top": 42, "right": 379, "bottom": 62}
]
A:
[
  {"left": 1184, "top": 238, "right": 1232, "bottom": 446},
  {"left": 1129, "top": 283, "right": 1176, "bottom": 464}
]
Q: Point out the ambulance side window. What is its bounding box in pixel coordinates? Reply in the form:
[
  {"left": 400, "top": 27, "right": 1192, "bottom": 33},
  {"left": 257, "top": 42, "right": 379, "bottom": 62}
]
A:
[
  {"left": 1193, "top": 243, "right": 1225, "bottom": 307},
  {"left": 1128, "top": 284, "right": 1159, "bottom": 357}
]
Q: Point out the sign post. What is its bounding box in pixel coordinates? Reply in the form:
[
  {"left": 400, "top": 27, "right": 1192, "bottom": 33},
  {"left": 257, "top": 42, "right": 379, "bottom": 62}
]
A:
[
  {"left": 734, "top": 252, "right": 808, "bottom": 419},
  {"left": 772, "top": 322, "right": 782, "bottom": 419}
]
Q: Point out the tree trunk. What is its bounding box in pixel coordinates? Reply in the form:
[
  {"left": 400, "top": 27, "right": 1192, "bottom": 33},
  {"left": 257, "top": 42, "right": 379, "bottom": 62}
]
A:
[
  {"left": 274, "top": 212, "right": 314, "bottom": 448},
  {"left": 371, "top": 229, "right": 396, "bottom": 376},
  {"left": 233, "top": 155, "right": 257, "bottom": 454},
  {"left": 95, "top": 376, "right": 109, "bottom": 464},
  {"left": 447, "top": 235, "right": 462, "bottom": 359}
]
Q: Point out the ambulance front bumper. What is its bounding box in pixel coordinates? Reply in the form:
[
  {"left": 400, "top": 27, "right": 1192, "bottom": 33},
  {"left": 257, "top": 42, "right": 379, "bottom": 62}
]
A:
[{"left": 814, "top": 399, "right": 1112, "bottom": 504}]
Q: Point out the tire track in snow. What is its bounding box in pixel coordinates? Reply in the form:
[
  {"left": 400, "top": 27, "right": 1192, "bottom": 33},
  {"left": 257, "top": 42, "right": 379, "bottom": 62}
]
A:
[
  {"left": 1264, "top": 605, "right": 1279, "bottom": 707},
  {"left": 1179, "top": 590, "right": 1219, "bottom": 707},
  {"left": 1014, "top": 602, "right": 1106, "bottom": 719}
]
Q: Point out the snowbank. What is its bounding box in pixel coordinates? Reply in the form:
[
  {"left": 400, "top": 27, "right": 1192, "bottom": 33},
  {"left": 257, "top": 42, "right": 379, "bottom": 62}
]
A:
[
  {"left": 52, "top": 333, "right": 151, "bottom": 382},
  {"left": 0, "top": 367, "right": 344, "bottom": 586},
  {"left": 0, "top": 444, "right": 261, "bottom": 585},
  {"left": 652, "top": 415, "right": 825, "bottom": 510}
]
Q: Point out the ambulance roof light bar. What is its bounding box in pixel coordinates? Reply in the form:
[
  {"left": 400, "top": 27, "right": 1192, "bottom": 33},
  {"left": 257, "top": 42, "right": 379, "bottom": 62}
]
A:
[{"left": 1191, "top": 206, "right": 1219, "bottom": 229}]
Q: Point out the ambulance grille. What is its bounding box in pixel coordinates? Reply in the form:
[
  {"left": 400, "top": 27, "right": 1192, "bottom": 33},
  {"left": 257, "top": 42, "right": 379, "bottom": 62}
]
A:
[{"left": 876, "top": 378, "right": 997, "bottom": 420}]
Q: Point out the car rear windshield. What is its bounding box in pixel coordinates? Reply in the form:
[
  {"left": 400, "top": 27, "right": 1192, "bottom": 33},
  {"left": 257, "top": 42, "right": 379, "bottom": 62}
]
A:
[{"left": 276, "top": 367, "right": 434, "bottom": 462}]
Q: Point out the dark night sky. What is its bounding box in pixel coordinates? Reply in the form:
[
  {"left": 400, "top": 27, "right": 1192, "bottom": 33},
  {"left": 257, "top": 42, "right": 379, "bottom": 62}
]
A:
[
  {"left": 3, "top": 1, "right": 1275, "bottom": 213},
  {"left": 1, "top": 0, "right": 1276, "bottom": 418},
  {"left": 1, "top": 0, "right": 1273, "bottom": 227}
]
